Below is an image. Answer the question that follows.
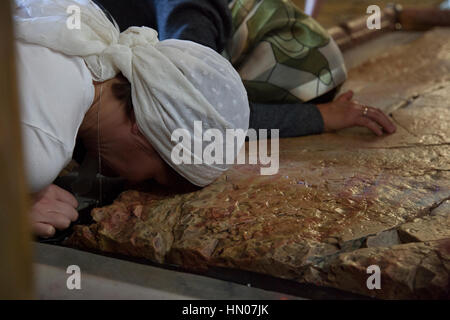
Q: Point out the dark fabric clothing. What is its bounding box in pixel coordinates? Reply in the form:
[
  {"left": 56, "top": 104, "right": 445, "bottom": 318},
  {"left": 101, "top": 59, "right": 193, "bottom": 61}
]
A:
[
  {"left": 93, "top": 0, "right": 326, "bottom": 138},
  {"left": 249, "top": 102, "right": 324, "bottom": 138},
  {"left": 94, "top": 0, "right": 232, "bottom": 52}
]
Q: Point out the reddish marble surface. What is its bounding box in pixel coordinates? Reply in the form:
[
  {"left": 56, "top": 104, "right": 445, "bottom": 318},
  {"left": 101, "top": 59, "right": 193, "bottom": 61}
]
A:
[{"left": 67, "top": 28, "right": 450, "bottom": 299}]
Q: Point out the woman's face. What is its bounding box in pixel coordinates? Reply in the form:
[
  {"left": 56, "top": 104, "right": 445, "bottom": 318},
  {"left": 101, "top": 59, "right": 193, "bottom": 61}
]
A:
[
  {"left": 100, "top": 123, "right": 196, "bottom": 191},
  {"left": 82, "top": 77, "right": 196, "bottom": 191},
  {"left": 100, "top": 124, "right": 168, "bottom": 183}
]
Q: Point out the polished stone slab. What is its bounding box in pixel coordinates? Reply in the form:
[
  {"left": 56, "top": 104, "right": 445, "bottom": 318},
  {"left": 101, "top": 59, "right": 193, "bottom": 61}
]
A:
[{"left": 67, "top": 28, "right": 450, "bottom": 299}]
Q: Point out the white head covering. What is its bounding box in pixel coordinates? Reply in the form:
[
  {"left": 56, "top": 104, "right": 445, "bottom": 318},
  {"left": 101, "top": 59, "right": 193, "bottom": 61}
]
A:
[{"left": 14, "top": 0, "right": 250, "bottom": 186}]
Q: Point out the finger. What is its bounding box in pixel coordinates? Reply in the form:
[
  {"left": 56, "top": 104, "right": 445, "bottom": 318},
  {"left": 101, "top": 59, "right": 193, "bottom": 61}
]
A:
[
  {"left": 50, "top": 200, "right": 79, "bottom": 221},
  {"left": 356, "top": 116, "right": 383, "bottom": 136},
  {"left": 51, "top": 185, "right": 78, "bottom": 208},
  {"left": 49, "top": 213, "right": 72, "bottom": 230},
  {"left": 32, "top": 222, "right": 56, "bottom": 238},
  {"left": 367, "top": 108, "right": 397, "bottom": 133},
  {"left": 38, "top": 211, "right": 72, "bottom": 230},
  {"left": 336, "top": 90, "right": 354, "bottom": 102}
]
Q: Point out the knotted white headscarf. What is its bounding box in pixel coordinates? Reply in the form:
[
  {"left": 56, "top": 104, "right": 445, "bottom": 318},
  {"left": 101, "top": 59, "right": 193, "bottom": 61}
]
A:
[{"left": 14, "top": 0, "right": 250, "bottom": 186}]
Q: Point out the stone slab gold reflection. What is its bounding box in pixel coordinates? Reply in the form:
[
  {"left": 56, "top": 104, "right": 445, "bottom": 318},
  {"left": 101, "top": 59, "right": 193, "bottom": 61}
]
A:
[{"left": 67, "top": 28, "right": 450, "bottom": 299}]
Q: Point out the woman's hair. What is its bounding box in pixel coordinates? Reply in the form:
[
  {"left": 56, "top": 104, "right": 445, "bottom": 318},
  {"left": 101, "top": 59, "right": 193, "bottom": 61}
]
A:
[{"left": 111, "top": 74, "right": 134, "bottom": 119}]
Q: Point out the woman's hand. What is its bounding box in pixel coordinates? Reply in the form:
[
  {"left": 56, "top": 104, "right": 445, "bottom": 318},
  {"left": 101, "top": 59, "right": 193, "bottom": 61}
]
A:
[
  {"left": 317, "top": 90, "right": 397, "bottom": 136},
  {"left": 30, "top": 184, "right": 79, "bottom": 238}
]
